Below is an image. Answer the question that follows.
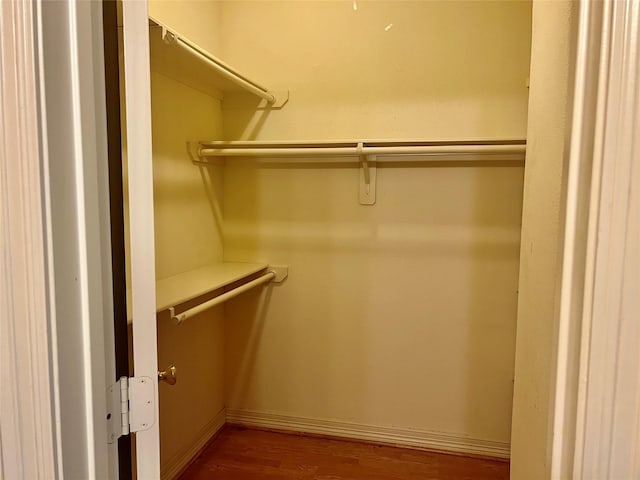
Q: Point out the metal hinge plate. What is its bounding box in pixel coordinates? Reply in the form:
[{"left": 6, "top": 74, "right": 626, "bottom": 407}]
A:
[{"left": 107, "top": 376, "right": 155, "bottom": 444}]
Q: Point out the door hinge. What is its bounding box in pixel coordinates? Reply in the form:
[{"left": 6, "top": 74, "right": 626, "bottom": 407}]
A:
[{"left": 107, "top": 376, "right": 155, "bottom": 444}]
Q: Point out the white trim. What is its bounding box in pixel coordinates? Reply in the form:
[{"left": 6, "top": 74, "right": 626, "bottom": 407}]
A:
[
  {"left": 161, "top": 409, "right": 227, "bottom": 480},
  {"left": 34, "top": 0, "right": 64, "bottom": 473},
  {"left": 550, "top": 0, "right": 604, "bottom": 477},
  {"left": 122, "top": 0, "right": 161, "bottom": 477},
  {"left": 35, "top": 0, "right": 117, "bottom": 477},
  {"left": 72, "top": 2, "right": 119, "bottom": 476},
  {"left": 226, "top": 410, "right": 510, "bottom": 460},
  {"left": 577, "top": 0, "right": 640, "bottom": 477},
  {"left": 552, "top": 0, "right": 640, "bottom": 478},
  {"left": 0, "top": 0, "right": 58, "bottom": 478}
]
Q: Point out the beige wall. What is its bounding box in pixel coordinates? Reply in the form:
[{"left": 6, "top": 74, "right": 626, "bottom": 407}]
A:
[
  {"left": 224, "top": 161, "right": 524, "bottom": 443},
  {"left": 221, "top": 0, "right": 531, "bottom": 446},
  {"left": 150, "top": 72, "right": 226, "bottom": 473},
  {"left": 510, "top": 1, "right": 575, "bottom": 478},
  {"left": 219, "top": 0, "right": 532, "bottom": 140},
  {"left": 145, "top": 2, "right": 226, "bottom": 473},
  {"left": 149, "top": 0, "right": 221, "bottom": 53}
]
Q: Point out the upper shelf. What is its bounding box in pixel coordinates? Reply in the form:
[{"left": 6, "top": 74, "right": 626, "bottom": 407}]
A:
[{"left": 148, "top": 18, "right": 286, "bottom": 107}]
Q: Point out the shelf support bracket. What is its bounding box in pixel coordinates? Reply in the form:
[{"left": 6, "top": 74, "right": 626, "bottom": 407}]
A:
[{"left": 359, "top": 143, "right": 376, "bottom": 205}]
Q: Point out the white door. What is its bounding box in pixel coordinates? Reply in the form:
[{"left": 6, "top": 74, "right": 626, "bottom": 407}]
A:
[{"left": 121, "top": 1, "right": 161, "bottom": 477}]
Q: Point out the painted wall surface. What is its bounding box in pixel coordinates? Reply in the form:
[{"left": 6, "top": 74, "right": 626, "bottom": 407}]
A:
[
  {"left": 219, "top": 0, "right": 532, "bottom": 140},
  {"left": 148, "top": 0, "right": 221, "bottom": 53},
  {"left": 221, "top": 1, "right": 531, "bottom": 446},
  {"left": 149, "top": 72, "right": 226, "bottom": 474},
  {"left": 129, "top": 3, "right": 228, "bottom": 476},
  {"left": 150, "top": 72, "right": 224, "bottom": 279},
  {"left": 510, "top": 2, "right": 575, "bottom": 478},
  {"left": 143, "top": 3, "right": 227, "bottom": 474}
]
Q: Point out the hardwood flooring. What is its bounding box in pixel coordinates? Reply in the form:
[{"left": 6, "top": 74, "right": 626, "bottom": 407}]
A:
[{"left": 178, "top": 426, "right": 509, "bottom": 480}]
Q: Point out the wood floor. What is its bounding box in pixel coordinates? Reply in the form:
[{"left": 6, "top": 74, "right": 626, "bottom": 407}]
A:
[{"left": 178, "top": 426, "right": 509, "bottom": 480}]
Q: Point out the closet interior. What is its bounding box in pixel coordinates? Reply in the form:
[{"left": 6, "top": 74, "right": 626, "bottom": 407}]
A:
[{"left": 120, "top": 1, "right": 534, "bottom": 477}]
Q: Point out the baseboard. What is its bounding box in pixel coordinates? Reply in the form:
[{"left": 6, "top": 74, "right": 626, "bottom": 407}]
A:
[
  {"left": 226, "top": 409, "right": 510, "bottom": 460},
  {"left": 161, "top": 408, "right": 227, "bottom": 480}
]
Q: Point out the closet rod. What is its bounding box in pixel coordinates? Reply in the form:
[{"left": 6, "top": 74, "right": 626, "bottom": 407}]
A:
[
  {"left": 161, "top": 28, "right": 276, "bottom": 104},
  {"left": 169, "top": 271, "right": 275, "bottom": 325},
  {"left": 197, "top": 142, "right": 526, "bottom": 160}
]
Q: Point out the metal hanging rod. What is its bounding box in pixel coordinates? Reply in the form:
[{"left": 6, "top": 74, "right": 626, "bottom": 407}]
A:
[
  {"left": 194, "top": 140, "right": 526, "bottom": 161},
  {"left": 169, "top": 271, "right": 274, "bottom": 324},
  {"left": 168, "top": 266, "right": 288, "bottom": 325},
  {"left": 191, "top": 140, "right": 525, "bottom": 205},
  {"left": 157, "top": 24, "right": 277, "bottom": 104}
]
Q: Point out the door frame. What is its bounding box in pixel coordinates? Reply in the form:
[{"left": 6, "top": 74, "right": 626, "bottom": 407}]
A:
[
  {"left": 550, "top": 0, "right": 640, "bottom": 478},
  {"left": 0, "top": 0, "right": 60, "bottom": 477},
  {"left": 2, "top": 0, "right": 639, "bottom": 478},
  {"left": 1, "top": 0, "right": 119, "bottom": 478}
]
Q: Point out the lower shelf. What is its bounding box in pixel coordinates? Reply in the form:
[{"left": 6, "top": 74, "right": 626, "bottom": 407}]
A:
[{"left": 126, "top": 262, "right": 269, "bottom": 323}]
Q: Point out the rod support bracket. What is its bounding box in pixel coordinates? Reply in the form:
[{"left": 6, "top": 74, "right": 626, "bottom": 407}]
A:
[
  {"left": 169, "top": 307, "right": 185, "bottom": 326},
  {"left": 268, "top": 265, "right": 289, "bottom": 283},
  {"left": 187, "top": 141, "right": 205, "bottom": 164},
  {"left": 359, "top": 148, "right": 376, "bottom": 205},
  {"left": 161, "top": 27, "right": 177, "bottom": 45}
]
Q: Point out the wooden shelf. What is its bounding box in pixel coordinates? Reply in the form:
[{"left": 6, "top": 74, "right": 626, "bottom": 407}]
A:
[
  {"left": 155, "top": 262, "right": 268, "bottom": 312},
  {"left": 148, "top": 19, "right": 283, "bottom": 107},
  {"left": 149, "top": 25, "right": 233, "bottom": 99},
  {"left": 127, "top": 262, "right": 268, "bottom": 323}
]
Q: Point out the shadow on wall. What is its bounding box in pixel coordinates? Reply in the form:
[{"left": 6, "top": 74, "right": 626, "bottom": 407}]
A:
[
  {"left": 221, "top": 159, "right": 370, "bottom": 419},
  {"left": 219, "top": 156, "right": 524, "bottom": 444},
  {"left": 223, "top": 287, "right": 272, "bottom": 409},
  {"left": 157, "top": 307, "right": 225, "bottom": 470},
  {"left": 198, "top": 163, "right": 224, "bottom": 237},
  {"left": 465, "top": 161, "right": 523, "bottom": 443},
  {"left": 223, "top": 100, "right": 274, "bottom": 141}
]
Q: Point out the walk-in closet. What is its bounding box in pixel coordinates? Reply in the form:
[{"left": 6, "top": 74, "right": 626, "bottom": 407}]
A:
[{"left": 112, "top": 1, "right": 575, "bottom": 478}]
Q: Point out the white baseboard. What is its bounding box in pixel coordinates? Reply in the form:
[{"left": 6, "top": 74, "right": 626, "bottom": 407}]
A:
[
  {"left": 161, "top": 408, "right": 227, "bottom": 480},
  {"left": 226, "top": 409, "right": 510, "bottom": 460}
]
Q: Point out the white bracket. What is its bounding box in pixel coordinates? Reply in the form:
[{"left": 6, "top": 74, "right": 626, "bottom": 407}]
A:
[
  {"left": 187, "top": 141, "right": 229, "bottom": 167},
  {"left": 264, "top": 90, "right": 289, "bottom": 109},
  {"left": 169, "top": 306, "right": 185, "bottom": 325},
  {"left": 359, "top": 145, "right": 377, "bottom": 205},
  {"left": 161, "top": 27, "right": 177, "bottom": 45},
  {"left": 187, "top": 141, "right": 205, "bottom": 164},
  {"left": 268, "top": 265, "right": 289, "bottom": 283},
  {"left": 107, "top": 376, "right": 156, "bottom": 444}
]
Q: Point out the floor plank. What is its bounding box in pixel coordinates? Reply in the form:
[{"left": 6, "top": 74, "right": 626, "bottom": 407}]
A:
[{"left": 178, "top": 426, "right": 509, "bottom": 480}]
